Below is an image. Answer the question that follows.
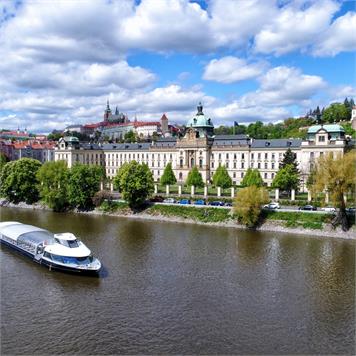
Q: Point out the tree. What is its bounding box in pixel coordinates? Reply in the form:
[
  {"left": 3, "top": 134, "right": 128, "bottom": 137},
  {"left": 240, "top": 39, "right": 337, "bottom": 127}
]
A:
[
  {"left": 160, "top": 162, "right": 177, "bottom": 185},
  {"left": 186, "top": 166, "right": 204, "bottom": 188},
  {"left": 68, "top": 164, "right": 105, "bottom": 210},
  {"left": 322, "top": 103, "right": 350, "bottom": 123},
  {"left": 0, "top": 153, "right": 8, "bottom": 173},
  {"left": 124, "top": 130, "right": 136, "bottom": 143},
  {"left": 280, "top": 148, "right": 298, "bottom": 173},
  {"left": 113, "top": 161, "right": 154, "bottom": 209},
  {"left": 212, "top": 164, "right": 232, "bottom": 189},
  {"left": 241, "top": 168, "right": 264, "bottom": 187},
  {"left": 311, "top": 151, "right": 355, "bottom": 231},
  {"left": 0, "top": 158, "right": 41, "bottom": 204},
  {"left": 37, "top": 161, "right": 69, "bottom": 211},
  {"left": 233, "top": 186, "right": 269, "bottom": 227},
  {"left": 272, "top": 164, "right": 300, "bottom": 194}
]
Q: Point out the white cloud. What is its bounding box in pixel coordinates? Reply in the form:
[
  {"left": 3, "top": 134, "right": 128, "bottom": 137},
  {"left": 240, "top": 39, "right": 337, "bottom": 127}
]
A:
[
  {"left": 203, "top": 56, "right": 266, "bottom": 83},
  {"left": 313, "top": 12, "right": 356, "bottom": 56},
  {"left": 254, "top": 0, "right": 339, "bottom": 55},
  {"left": 243, "top": 66, "right": 327, "bottom": 107}
]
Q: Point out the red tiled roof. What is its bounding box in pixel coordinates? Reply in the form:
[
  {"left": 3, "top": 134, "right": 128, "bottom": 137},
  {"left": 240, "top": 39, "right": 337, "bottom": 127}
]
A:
[{"left": 134, "top": 121, "right": 160, "bottom": 128}]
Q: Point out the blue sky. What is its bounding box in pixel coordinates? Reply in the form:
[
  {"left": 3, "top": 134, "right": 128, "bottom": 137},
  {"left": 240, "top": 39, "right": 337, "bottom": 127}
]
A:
[{"left": 0, "top": 0, "right": 355, "bottom": 133}]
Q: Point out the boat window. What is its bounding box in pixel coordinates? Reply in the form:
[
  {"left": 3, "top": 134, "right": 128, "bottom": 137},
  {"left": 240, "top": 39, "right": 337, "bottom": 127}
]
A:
[
  {"left": 48, "top": 254, "right": 93, "bottom": 265},
  {"left": 68, "top": 240, "right": 79, "bottom": 248}
]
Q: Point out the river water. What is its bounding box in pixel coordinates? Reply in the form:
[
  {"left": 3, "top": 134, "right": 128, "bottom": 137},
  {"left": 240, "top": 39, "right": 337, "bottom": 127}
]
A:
[{"left": 0, "top": 207, "right": 354, "bottom": 355}]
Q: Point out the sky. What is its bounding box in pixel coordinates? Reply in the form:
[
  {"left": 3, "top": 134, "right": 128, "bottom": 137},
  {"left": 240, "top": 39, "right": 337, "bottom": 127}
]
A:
[{"left": 0, "top": 0, "right": 355, "bottom": 133}]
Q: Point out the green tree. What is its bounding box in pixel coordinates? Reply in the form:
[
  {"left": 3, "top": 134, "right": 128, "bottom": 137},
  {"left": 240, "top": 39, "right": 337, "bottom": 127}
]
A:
[
  {"left": 186, "top": 166, "right": 204, "bottom": 188},
  {"left": 272, "top": 164, "right": 300, "bottom": 193},
  {"left": 37, "top": 160, "right": 69, "bottom": 211},
  {"left": 0, "top": 153, "right": 8, "bottom": 173},
  {"left": 311, "top": 151, "right": 355, "bottom": 231},
  {"left": 68, "top": 164, "right": 105, "bottom": 210},
  {"left": 160, "top": 162, "right": 177, "bottom": 185},
  {"left": 0, "top": 158, "right": 41, "bottom": 204},
  {"left": 280, "top": 148, "right": 299, "bottom": 173},
  {"left": 124, "top": 130, "right": 136, "bottom": 143},
  {"left": 233, "top": 186, "right": 269, "bottom": 227},
  {"left": 212, "top": 164, "right": 232, "bottom": 189},
  {"left": 241, "top": 168, "right": 264, "bottom": 187},
  {"left": 322, "top": 103, "right": 350, "bottom": 123},
  {"left": 113, "top": 161, "right": 154, "bottom": 209}
]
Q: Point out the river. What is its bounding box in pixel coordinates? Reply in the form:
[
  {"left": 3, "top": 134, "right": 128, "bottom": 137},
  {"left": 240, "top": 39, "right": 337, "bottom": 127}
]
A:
[{"left": 0, "top": 207, "right": 354, "bottom": 355}]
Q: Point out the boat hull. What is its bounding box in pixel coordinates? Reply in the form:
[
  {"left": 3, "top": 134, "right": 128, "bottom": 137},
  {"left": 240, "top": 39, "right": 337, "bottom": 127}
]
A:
[{"left": 1, "top": 239, "right": 100, "bottom": 276}]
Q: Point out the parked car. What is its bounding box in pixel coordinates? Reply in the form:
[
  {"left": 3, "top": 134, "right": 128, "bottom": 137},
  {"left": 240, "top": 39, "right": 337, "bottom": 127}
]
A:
[
  {"left": 321, "top": 206, "right": 336, "bottom": 213},
  {"left": 346, "top": 207, "right": 355, "bottom": 215},
  {"left": 263, "top": 202, "right": 280, "bottom": 210},
  {"left": 150, "top": 195, "right": 164, "bottom": 202},
  {"left": 209, "top": 201, "right": 225, "bottom": 206},
  {"left": 194, "top": 199, "right": 206, "bottom": 205},
  {"left": 298, "top": 205, "right": 317, "bottom": 211},
  {"left": 224, "top": 202, "right": 233, "bottom": 207},
  {"left": 179, "top": 199, "right": 191, "bottom": 205},
  {"left": 163, "top": 198, "right": 176, "bottom": 204}
]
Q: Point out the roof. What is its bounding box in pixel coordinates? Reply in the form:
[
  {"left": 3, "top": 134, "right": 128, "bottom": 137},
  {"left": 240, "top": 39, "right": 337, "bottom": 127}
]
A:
[
  {"left": 0, "top": 222, "right": 49, "bottom": 242},
  {"left": 134, "top": 121, "right": 160, "bottom": 128},
  {"left": 102, "top": 142, "right": 151, "bottom": 150},
  {"left": 186, "top": 114, "right": 214, "bottom": 128},
  {"left": 307, "top": 124, "right": 345, "bottom": 134},
  {"left": 251, "top": 139, "right": 302, "bottom": 148},
  {"left": 214, "top": 134, "right": 248, "bottom": 140}
]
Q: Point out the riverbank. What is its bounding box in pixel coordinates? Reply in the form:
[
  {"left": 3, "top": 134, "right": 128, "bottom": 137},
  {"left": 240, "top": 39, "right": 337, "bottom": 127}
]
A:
[{"left": 1, "top": 199, "right": 355, "bottom": 240}]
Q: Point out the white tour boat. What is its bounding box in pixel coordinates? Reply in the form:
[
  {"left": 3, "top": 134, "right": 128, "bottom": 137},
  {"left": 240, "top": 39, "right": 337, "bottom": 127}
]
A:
[{"left": 0, "top": 221, "right": 101, "bottom": 274}]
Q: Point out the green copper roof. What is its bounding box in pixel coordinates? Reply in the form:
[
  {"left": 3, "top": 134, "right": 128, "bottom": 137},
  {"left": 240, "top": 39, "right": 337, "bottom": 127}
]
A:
[
  {"left": 186, "top": 103, "right": 214, "bottom": 128},
  {"left": 307, "top": 124, "right": 345, "bottom": 134}
]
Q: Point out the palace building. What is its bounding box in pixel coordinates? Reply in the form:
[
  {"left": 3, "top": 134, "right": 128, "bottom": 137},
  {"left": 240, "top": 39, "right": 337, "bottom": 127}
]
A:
[{"left": 55, "top": 104, "right": 351, "bottom": 188}]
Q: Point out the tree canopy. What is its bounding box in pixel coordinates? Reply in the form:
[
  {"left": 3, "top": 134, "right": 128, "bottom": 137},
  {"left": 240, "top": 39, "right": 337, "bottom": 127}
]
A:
[
  {"left": 322, "top": 103, "right": 350, "bottom": 123},
  {"left": 234, "top": 186, "right": 269, "bottom": 227},
  {"left": 280, "top": 148, "right": 299, "bottom": 173},
  {"left": 113, "top": 161, "right": 154, "bottom": 209},
  {"left": 310, "top": 151, "right": 355, "bottom": 231},
  {"left": 67, "top": 164, "right": 105, "bottom": 210},
  {"left": 0, "top": 158, "right": 41, "bottom": 204},
  {"left": 186, "top": 166, "right": 204, "bottom": 188},
  {"left": 160, "top": 162, "right": 177, "bottom": 185},
  {"left": 272, "top": 164, "right": 300, "bottom": 193},
  {"left": 212, "top": 164, "right": 232, "bottom": 189},
  {"left": 37, "top": 160, "right": 69, "bottom": 211},
  {"left": 241, "top": 168, "right": 264, "bottom": 187}
]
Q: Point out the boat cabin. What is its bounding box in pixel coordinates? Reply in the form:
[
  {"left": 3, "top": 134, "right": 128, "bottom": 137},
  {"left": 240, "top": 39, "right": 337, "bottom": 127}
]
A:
[{"left": 54, "top": 233, "right": 80, "bottom": 248}]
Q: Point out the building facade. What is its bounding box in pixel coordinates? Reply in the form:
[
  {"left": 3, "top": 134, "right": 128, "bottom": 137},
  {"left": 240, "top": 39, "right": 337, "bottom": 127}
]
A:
[{"left": 55, "top": 105, "right": 351, "bottom": 188}]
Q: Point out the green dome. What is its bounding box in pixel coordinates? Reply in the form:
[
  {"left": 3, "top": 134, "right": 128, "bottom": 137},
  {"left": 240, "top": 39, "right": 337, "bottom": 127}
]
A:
[{"left": 186, "top": 103, "right": 214, "bottom": 129}]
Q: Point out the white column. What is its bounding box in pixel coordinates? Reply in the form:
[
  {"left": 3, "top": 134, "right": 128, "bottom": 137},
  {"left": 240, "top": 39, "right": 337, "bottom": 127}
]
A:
[
  {"left": 344, "top": 194, "right": 347, "bottom": 203},
  {"left": 154, "top": 184, "right": 158, "bottom": 194},
  {"left": 217, "top": 187, "right": 221, "bottom": 197},
  {"left": 100, "top": 181, "right": 104, "bottom": 191},
  {"left": 204, "top": 185, "right": 208, "bottom": 198},
  {"left": 308, "top": 190, "right": 312, "bottom": 202},
  {"left": 325, "top": 191, "right": 329, "bottom": 204},
  {"left": 110, "top": 183, "right": 114, "bottom": 192},
  {"left": 178, "top": 185, "right": 182, "bottom": 196},
  {"left": 291, "top": 189, "right": 295, "bottom": 201},
  {"left": 275, "top": 188, "right": 279, "bottom": 201},
  {"left": 191, "top": 185, "right": 195, "bottom": 197},
  {"left": 231, "top": 187, "right": 235, "bottom": 198},
  {"left": 166, "top": 185, "right": 170, "bottom": 196}
]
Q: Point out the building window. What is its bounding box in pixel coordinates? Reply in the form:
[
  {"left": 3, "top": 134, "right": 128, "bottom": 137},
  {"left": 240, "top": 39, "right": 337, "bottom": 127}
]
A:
[
  {"left": 199, "top": 159, "right": 203, "bottom": 168},
  {"left": 211, "top": 162, "right": 214, "bottom": 168},
  {"left": 180, "top": 159, "right": 183, "bottom": 168},
  {"left": 272, "top": 153, "right": 275, "bottom": 160},
  {"left": 264, "top": 163, "right": 267, "bottom": 169},
  {"left": 251, "top": 153, "right": 254, "bottom": 159},
  {"left": 242, "top": 153, "right": 245, "bottom": 160},
  {"left": 241, "top": 162, "right": 244, "bottom": 169},
  {"left": 212, "top": 153, "right": 214, "bottom": 159},
  {"left": 226, "top": 153, "right": 229, "bottom": 159},
  {"left": 265, "top": 153, "right": 268, "bottom": 159},
  {"left": 226, "top": 162, "right": 229, "bottom": 168},
  {"left": 234, "top": 154, "right": 237, "bottom": 159},
  {"left": 233, "top": 162, "right": 236, "bottom": 168},
  {"left": 258, "top": 163, "right": 261, "bottom": 169},
  {"left": 241, "top": 172, "right": 244, "bottom": 178},
  {"left": 191, "top": 158, "right": 194, "bottom": 167},
  {"left": 272, "top": 163, "right": 275, "bottom": 169},
  {"left": 264, "top": 173, "right": 267, "bottom": 179},
  {"left": 271, "top": 173, "right": 275, "bottom": 179},
  {"left": 179, "top": 172, "right": 183, "bottom": 180},
  {"left": 258, "top": 153, "right": 261, "bottom": 159},
  {"left": 219, "top": 153, "right": 221, "bottom": 160},
  {"left": 318, "top": 135, "right": 326, "bottom": 142}
]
